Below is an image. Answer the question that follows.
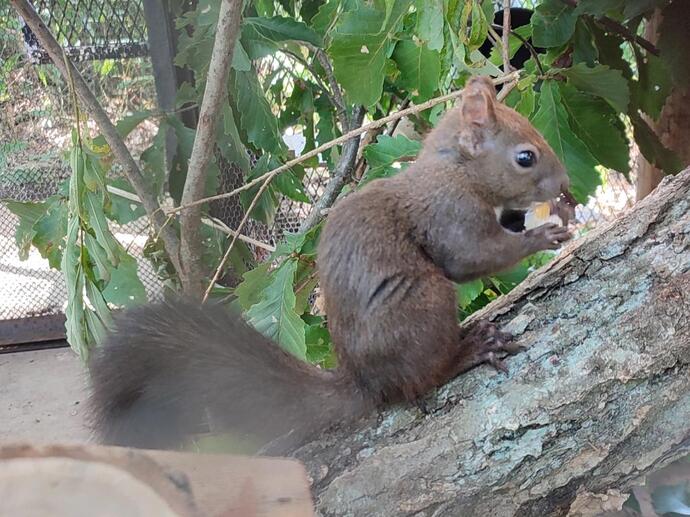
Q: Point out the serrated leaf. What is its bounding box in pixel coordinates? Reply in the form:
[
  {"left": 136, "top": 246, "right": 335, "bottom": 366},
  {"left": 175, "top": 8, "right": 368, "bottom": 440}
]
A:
[
  {"left": 304, "top": 314, "right": 335, "bottom": 367},
  {"left": 91, "top": 110, "right": 154, "bottom": 149},
  {"left": 101, "top": 253, "right": 147, "bottom": 307},
  {"left": 273, "top": 169, "right": 311, "bottom": 203},
  {"left": 361, "top": 134, "right": 421, "bottom": 185},
  {"left": 2, "top": 200, "right": 47, "bottom": 260},
  {"left": 623, "top": 0, "right": 667, "bottom": 20},
  {"left": 560, "top": 63, "right": 629, "bottom": 113},
  {"left": 575, "top": 0, "right": 623, "bottom": 17},
  {"left": 328, "top": 0, "right": 412, "bottom": 106},
  {"left": 242, "top": 16, "right": 323, "bottom": 59},
  {"left": 62, "top": 217, "right": 88, "bottom": 359},
  {"left": 532, "top": 0, "right": 578, "bottom": 48},
  {"left": 571, "top": 19, "right": 597, "bottom": 66},
  {"left": 246, "top": 259, "right": 307, "bottom": 359},
  {"left": 415, "top": 0, "right": 444, "bottom": 50},
  {"left": 392, "top": 39, "right": 441, "bottom": 101},
  {"left": 456, "top": 279, "right": 483, "bottom": 308},
  {"left": 84, "top": 191, "right": 121, "bottom": 267},
  {"left": 219, "top": 104, "right": 250, "bottom": 172},
  {"left": 630, "top": 112, "right": 682, "bottom": 174},
  {"left": 84, "top": 232, "right": 112, "bottom": 284},
  {"left": 239, "top": 154, "right": 279, "bottom": 225},
  {"left": 235, "top": 262, "right": 272, "bottom": 310},
  {"left": 531, "top": 81, "right": 600, "bottom": 203},
  {"left": 514, "top": 85, "right": 536, "bottom": 118},
  {"left": 633, "top": 49, "right": 672, "bottom": 121},
  {"left": 560, "top": 84, "right": 630, "bottom": 173},
  {"left": 32, "top": 198, "right": 68, "bottom": 268},
  {"left": 233, "top": 70, "right": 284, "bottom": 152}
]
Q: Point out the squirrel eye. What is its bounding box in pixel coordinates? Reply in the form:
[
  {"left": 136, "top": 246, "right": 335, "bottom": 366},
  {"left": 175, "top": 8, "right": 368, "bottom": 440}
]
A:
[{"left": 516, "top": 150, "right": 536, "bottom": 168}]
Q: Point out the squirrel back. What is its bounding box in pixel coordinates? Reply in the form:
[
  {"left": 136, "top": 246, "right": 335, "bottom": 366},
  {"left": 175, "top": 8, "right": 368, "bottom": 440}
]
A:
[{"left": 88, "top": 76, "right": 571, "bottom": 450}]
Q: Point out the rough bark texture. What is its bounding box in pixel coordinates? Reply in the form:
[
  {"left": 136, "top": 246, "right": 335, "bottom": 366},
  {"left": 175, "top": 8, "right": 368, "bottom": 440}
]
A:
[{"left": 292, "top": 168, "right": 690, "bottom": 517}]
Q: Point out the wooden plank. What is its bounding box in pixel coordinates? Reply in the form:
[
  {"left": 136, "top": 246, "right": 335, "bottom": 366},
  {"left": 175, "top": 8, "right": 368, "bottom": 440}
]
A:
[
  {"left": 0, "top": 443, "right": 314, "bottom": 517},
  {"left": 0, "top": 314, "right": 66, "bottom": 346}
]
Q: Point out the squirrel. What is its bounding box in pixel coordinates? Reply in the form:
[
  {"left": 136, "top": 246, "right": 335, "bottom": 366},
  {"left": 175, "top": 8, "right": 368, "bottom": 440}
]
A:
[{"left": 88, "top": 76, "right": 572, "bottom": 450}]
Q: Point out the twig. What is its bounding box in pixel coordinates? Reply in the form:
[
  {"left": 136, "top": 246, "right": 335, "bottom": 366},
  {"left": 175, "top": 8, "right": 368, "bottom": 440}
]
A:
[
  {"left": 299, "top": 106, "right": 366, "bottom": 232},
  {"left": 502, "top": 0, "right": 512, "bottom": 73},
  {"left": 179, "top": 0, "right": 243, "bottom": 297},
  {"left": 313, "top": 47, "right": 349, "bottom": 131},
  {"left": 167, "top": 71, "right": 520, "bottom": 217},
  {"left": 202, "top": 173, "right": 274, "bottom": 302},
  {"left": 490, "top": 24, "right": 545, "bottom": 76},
  {"left": 105, "top": 185, "right": 274, "bottom": 252},
  {"left": 9, "top": 0, "right": 183, "bottom": 276}
]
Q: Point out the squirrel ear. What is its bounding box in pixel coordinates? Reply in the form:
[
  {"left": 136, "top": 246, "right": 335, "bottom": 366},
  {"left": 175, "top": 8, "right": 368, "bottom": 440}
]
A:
[
  {"left": 461, "top": 77, "right": 496, "bottom": 127},
  {"left": 458, "top": 77, "right": 496, "bottom": 155}
]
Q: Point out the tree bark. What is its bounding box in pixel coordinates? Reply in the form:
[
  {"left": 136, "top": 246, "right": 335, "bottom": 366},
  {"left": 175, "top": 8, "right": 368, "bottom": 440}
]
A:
[{"left": 292, "top": 168, "right": 690, "bottom": 517}]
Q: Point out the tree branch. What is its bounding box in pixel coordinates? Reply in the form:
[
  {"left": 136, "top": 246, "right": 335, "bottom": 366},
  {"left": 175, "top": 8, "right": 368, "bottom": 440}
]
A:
[
  {"left": 9, "top": 0, "right": 183, "bottom": 276},
  {"left": 502, "top": 0, "right": 512, "bottom": 73},
  {"left": 299, "top": 106, "right": 366, "bottom": 232},
  {"left": 293, "top": 168, "right": 690, "bottom": 516},
  {"left": 166, "top": 72, "right": 520, "bottom": 217},
  {"left": 178, "top": 0, "right": 243, "bottom": 298}
]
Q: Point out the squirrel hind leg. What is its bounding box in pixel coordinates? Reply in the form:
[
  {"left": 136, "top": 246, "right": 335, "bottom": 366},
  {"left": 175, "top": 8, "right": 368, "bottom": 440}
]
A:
[{"left": 454, "top": 320, "right": 524, "bottom": 375}]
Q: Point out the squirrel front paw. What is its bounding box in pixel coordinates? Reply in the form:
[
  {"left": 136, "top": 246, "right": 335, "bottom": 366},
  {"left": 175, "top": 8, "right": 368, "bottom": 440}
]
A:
[{"left": 525, "top": 223, "right": 571, "bottom": 251}]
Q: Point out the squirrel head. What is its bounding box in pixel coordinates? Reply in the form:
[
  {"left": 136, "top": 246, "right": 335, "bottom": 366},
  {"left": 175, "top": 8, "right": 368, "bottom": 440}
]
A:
[{"left": 431, "top": 76, "right": 570, "bottom": 208}]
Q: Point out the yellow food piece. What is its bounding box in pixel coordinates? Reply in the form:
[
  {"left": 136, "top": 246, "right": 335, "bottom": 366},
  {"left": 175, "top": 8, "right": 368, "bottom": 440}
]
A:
[{"left": 533, "top": 202, "right": 551, "bottom": 220}]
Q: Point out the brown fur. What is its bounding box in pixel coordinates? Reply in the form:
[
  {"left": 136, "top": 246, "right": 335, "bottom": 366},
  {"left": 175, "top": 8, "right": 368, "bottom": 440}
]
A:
[{"left": 88, "top": 77, "right": 571, "bottom": 449}]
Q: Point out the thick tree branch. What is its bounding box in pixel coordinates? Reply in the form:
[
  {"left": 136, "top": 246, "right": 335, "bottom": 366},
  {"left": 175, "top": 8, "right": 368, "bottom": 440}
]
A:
[
  {"left": 10, "top": 0, "right": 183, "bottom": 276},
  {"left": 502, "top": 0, "right": 512, "bottom": 73},
  {"left": 299, "top": 106, "right": 366, "bottom": 232},
  {"left": 178, "top": 0, "right": 242, "bottom": 297},
  {"left": 292, "top": 168, "right": 690, "bottom": 516}
]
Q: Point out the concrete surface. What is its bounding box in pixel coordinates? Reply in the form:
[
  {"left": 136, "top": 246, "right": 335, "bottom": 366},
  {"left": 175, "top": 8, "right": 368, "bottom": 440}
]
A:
[{"left": 0, "top": 346, "right": 92, "bottom": 443}]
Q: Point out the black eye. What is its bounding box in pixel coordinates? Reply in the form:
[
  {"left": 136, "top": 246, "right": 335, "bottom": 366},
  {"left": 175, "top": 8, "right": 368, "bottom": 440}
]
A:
[{"left": 516, "top": 150, "right": 536, "bottom": 168}]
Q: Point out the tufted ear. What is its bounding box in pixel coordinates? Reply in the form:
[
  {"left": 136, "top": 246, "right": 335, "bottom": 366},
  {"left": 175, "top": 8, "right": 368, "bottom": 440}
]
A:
[
  {"left": 461, "top": 76, "right": 496, "bottom": 127},
  {"left": 458, "top": 77, "right": 497, "bottom": 156}
]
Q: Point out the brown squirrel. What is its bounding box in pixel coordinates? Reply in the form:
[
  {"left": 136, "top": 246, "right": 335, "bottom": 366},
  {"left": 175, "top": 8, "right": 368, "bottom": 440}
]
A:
[{"left": 88, "top": 77, "right": 571, "bottom": 450}]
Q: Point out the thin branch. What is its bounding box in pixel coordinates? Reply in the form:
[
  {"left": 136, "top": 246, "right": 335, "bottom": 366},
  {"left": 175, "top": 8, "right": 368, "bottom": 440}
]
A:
[
  {"left": 490, "top": 24, "right": 545, "bottom": 76},
  {"left": 179, "top": 0, "right": 243, "bottom": 297},
  {"left": 9, "top": 0, "right": 182, "bottom": 276},
  {"left": 167, "top": 71, "right": 520, "bottom": 217},
  {"left": 202, "top": 173, "right": 274, "bottom": 302},
  {"left": 299, "top": 106, "right": 366, "bottom": 232},
  {"left": 105, "top": 185, "right": 273, "bottom": 252},
  {"left": 502, "top": 0, "right": 512, "bottom": 73},
  {"left": 313, "top": 48, "right": 349, "bottom": 131}
]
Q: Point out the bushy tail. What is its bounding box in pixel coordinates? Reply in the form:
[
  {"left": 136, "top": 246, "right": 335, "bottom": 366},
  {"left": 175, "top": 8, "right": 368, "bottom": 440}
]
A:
[{"left": 88, "top": 299, "right": 362, "bottom": 450}]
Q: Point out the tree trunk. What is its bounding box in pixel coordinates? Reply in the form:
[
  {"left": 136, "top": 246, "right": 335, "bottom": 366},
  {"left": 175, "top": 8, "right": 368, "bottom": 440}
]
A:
[{"left": 292, "top": 168, "right": 690, "bottom": 517}]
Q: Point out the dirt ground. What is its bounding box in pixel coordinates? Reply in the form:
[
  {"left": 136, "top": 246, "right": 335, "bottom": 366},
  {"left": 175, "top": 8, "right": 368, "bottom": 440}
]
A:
[{"left": 0, "top": 345, "right": 92, "bottom": 443}]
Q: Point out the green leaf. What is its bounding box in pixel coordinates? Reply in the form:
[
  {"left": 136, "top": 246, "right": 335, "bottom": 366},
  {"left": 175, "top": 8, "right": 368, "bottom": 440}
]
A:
[
  {"left": 84, "top": 232, "right": 112, "bottom": 284},
  {"left": 630, "top": 112, "right": 682, "bottom": 174},
  {"left": 415, "top": 0, "right": 444, "bottom": 51},
  {"left": 623, "top": 0, "right": 667, "bottom": 20},
  {"left": 633, "top": 49, "right": 672, "bottom": 121},
  {"left": 84, "top": 191, "right": 121, "bottom": 267},
  {"left": 235, "top": 262, "right": 272, "bottom": 311},
  {"left": 106, "top": 178, "right": 146, "bottom": 225},
  {"left": 3, "top": 200, "right": 47, "bottom": 260},
  {"left": 32, "top": 199, "right": 68, "bottom": 268},
  {"left": 392, "top": 39, "right": 441, "bottom": 101},
  {"left": 560, "top": 85, "right": 630, "bottom": 173},
  {"left": 531, "top": 81, "right": 600, "bottom": 203},
  {"left": 242, "top": 16, "right": 323, "bottom": 59},
  {"left": 456, "top": 279, "right": 483, "bottom": 309},
  {"left": 311, "top": 0, "right": 341, "bottom": 36},
  {"left": 532, "top": 0, "right": 578, "bottom": 48},
  {"left": 560, "top": 63, "right": 630, "bottom": 113},
  {"left": 575, "top": 0, "right": 623, "bottom": 17},
  {"left": 101, "top": 253, "right": 147, "bottom": 307},
  {"left": 571, "top": 19, "right": 597, "bottom": 66},
  {"left": 233, "top": 70, "right": 284, "bottom": 152},
  {"left": 328, "top": 0, "right": 412, "bottom": 106},
  {"left": 85, "top": 281, "right": 113, "bottom": 330},
  {"left": 246, "top": 259, "right": 307, "bottom": 359},
  {"left": 361, "top": 134, "right": 421, "bottom": 185},
  {"left": 91, "top": 110, "right": 154, "bottom": 149},
  {"left": 219, "top": 104, "right": 250, "bottom": 172},
  {"left": 273, "top": 169, "right": 311, "bottom": 203},
  {"left": 239, "top": 155, "right": 279, "bottom": 225},
  {"left": 304, "top": 314, "right": 335, "bottom": 367},
  {"left": 62, "top": 217, "right": 88, "bottom": 359}
]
